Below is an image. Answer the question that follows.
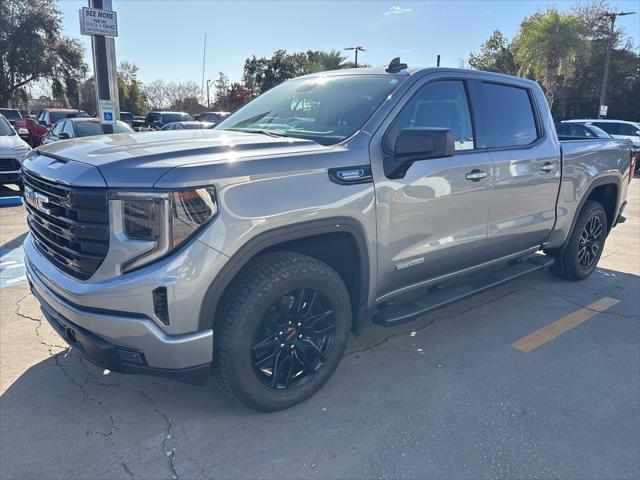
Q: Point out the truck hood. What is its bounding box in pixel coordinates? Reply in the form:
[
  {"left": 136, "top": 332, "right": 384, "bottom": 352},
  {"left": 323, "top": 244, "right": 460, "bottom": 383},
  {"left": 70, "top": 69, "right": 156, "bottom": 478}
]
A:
[
  {"left": 35, "top": 129, "right": 327, "bottom": 187},
  {"left": 0, "top": 134, "right": 31, "bottom": 157}
]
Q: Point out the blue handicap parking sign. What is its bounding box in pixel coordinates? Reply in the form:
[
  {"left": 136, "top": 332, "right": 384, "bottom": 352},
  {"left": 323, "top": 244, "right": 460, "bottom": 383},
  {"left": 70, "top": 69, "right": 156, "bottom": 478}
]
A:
[{"left": 104, "top": 112, "right": 113, "bottom": 121}]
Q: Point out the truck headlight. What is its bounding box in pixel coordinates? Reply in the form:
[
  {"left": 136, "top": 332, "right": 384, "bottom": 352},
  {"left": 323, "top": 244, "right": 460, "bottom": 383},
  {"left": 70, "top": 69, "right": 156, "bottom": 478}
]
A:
[{"left": 111, "top": 186, "right": 218, "bottom": 273}]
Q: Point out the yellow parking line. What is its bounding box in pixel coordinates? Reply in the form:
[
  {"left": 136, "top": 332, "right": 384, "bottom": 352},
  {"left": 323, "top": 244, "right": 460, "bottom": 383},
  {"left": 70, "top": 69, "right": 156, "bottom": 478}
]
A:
[{"left": 512, "top": 297, "right": 620, "bottom": 352}]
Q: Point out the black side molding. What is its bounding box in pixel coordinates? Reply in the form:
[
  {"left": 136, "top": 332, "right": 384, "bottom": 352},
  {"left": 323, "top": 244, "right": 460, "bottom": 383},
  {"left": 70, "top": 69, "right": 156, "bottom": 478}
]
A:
[{"left": 328, "top": 165, "right": 372, "bottom": 185}]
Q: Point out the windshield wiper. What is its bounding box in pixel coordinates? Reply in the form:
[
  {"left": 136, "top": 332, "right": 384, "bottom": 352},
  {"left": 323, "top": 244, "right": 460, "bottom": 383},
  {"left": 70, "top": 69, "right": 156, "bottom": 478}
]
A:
[{"left": 224, "top": 128, "right": 290, "bottom": 138}]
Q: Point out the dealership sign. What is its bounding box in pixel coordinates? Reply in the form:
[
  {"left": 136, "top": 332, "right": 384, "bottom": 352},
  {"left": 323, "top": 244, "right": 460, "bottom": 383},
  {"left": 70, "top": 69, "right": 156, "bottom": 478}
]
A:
[{"left": 79, "top": 7, "right": 118, "bottom": 37}]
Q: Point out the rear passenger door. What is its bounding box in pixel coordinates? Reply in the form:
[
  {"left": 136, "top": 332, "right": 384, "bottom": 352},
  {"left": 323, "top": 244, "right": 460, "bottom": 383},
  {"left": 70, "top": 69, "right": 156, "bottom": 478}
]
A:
[{"left": 477, "top": 81, "right": 560, "bottom": 258}]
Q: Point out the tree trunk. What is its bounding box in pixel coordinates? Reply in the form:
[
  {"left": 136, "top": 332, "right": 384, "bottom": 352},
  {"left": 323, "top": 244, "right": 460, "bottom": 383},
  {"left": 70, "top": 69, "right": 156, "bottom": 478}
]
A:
[{"left": 545, "top": 54, "right": 560, "bottom": 109}]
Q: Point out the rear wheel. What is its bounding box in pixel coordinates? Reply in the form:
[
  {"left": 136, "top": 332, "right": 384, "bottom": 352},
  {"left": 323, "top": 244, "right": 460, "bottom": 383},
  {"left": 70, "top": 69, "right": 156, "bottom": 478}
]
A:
[
  {"left": 551, "top": 200, "right": 607, "bottom": 281},
  {"left": 213, "top": 251, "right": 351, "bottom": 412}
]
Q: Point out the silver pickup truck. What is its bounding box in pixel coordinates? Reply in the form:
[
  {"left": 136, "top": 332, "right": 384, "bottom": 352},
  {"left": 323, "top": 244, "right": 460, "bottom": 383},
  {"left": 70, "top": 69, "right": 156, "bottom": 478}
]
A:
[{"left": 22, "top": 63, "right": 634, "bottom": 411}]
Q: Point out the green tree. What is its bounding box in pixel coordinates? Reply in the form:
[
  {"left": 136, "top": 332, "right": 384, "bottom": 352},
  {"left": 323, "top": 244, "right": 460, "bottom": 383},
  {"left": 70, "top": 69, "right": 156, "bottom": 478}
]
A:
[
  {"left": 243, "top": 49, "right": 315, "bottom": 96},
  {"left": 225, "top": 83, "right": 252, "bottom": 111},
  {"left": 307, "top": 49, "right": 348, "bottom": 72},
  {"left": 213, "top": 72, "right": 230, "bottom": 110},
  {"left": 468, "top": 30, "right": 519, "bottom": 75},
  {"left": 117, "top": 61, "right": 146, "bottom": 115},
  {"left": 0, "top": 0, "right": 87, "bottom": 106},
  {"left": 513, "top": 9, "right": 587, "bottom": 109},
  {"left": 79, "top": 77, "right": 96, "bottom": 115}
]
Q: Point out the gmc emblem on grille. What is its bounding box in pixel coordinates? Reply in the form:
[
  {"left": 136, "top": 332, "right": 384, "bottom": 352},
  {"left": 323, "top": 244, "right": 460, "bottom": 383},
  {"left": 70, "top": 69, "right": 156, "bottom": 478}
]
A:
[{"left": 24, "top": 186, "right": 50, "bottom": 214}]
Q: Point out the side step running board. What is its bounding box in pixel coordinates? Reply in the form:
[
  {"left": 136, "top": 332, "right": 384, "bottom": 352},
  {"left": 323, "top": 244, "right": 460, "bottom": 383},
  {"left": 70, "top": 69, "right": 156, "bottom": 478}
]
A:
[{"left": 373, "top": 255, "right": 554, "bottom": 328}]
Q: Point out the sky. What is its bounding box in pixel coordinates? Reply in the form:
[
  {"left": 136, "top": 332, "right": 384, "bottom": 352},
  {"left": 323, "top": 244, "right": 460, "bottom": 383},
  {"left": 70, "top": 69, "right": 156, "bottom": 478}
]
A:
[{"left": 60, "top": 0, "right": 640, "bottom": 86}]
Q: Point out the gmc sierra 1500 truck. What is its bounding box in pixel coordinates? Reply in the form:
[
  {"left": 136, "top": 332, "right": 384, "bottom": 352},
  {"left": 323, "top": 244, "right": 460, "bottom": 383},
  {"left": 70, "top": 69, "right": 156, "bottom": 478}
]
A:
[{"left": 22, "top": 63, "right": 633, "bottom": 411}]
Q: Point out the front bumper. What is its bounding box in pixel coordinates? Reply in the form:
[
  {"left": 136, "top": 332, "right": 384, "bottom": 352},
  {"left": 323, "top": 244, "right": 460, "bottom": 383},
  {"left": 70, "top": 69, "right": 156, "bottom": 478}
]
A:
[
  {"left": 33, "top": 286, "right": 210, "bottom": 384},
  {"left": 24, "top": 234, "right": 222, "bottom": 382}
]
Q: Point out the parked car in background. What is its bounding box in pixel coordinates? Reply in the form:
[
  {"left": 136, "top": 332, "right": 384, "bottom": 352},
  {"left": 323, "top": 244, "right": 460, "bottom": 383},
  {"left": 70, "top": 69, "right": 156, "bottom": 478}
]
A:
[
  {"left": 0, "top": 108, "right": 23, "bottom": 126},
  {"left": 194, "top": 111, "right": 229, "bottom": 123},
  {"left": 159, "top": 121, "right": 214, "bottom": 130},
  {"left": 132, "top": 116, "right": 149, "bottom": 131},
  {"left": 14, "top": 108, "right": 89, "bottom": 146},
  {"left": 0, "top": 114, "right": 31, "bottom": 189},
  {"left": 119, "top": 111, "right": 134, "bottom": 128},
  {"left": 563, "top": 119, "right": 640, "bottom": 148},
  {"left": 22, "top": 66, "right": 633, "bottom": 411},
  {"left": 144, "top": 111, "right": 193, "bottom": 129},
  {"left": 555, "top": 122, "right": 611, "bottom": 139},
  {"left": 41, "top": 118, "right": 133, "bottom": 145}
]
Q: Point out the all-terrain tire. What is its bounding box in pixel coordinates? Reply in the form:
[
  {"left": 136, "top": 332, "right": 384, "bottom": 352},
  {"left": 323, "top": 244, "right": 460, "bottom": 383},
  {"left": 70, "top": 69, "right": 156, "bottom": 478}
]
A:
[
  {"left": 551, "top": 200, "right": 607, "bottom": 281},
  {"left": 213, "top": 251, "right": 351, "bottom": 412}
]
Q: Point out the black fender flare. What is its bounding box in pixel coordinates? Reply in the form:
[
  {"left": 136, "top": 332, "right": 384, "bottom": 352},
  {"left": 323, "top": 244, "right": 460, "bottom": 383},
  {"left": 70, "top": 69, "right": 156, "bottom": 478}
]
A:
[{"left": 198, "top": 217, "right": 372, "bottom": 333}]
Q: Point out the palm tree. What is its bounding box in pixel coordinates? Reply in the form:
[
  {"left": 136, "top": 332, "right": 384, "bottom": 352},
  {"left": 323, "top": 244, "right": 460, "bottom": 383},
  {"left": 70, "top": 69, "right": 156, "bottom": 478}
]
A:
[
  {"left": 308, "top": 49, "right": 348, "bottom": 73},
  {"left": 514, "top": 9, "right": 587, "bottom": 109}
]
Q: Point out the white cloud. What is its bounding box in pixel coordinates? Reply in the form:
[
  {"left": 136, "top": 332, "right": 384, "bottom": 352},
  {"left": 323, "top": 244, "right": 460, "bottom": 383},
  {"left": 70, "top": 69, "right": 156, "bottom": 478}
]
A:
[{"left": 384, "top": 5, "right": 413, "bottom": 16}]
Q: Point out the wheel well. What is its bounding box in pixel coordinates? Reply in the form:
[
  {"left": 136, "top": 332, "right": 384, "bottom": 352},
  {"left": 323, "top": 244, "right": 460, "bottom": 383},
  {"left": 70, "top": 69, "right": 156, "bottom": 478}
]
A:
[
  {"left": 262, "top": 232, "right": 364, "bottom": 332},
  {"left": 205, "top": 229, "right": 368, "bottom": 334},
  {"left": 586, "top": 183, "right": 618, "bottom": 231}
]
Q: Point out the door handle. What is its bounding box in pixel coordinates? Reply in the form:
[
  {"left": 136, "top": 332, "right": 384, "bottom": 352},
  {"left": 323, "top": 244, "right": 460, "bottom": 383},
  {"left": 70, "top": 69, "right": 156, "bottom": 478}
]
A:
[
  {"left": 465, "top": 169, "right": 488, "bottom": 182},
  {"left": 541, "top": 162, "right": 555, "bottom": 173}
]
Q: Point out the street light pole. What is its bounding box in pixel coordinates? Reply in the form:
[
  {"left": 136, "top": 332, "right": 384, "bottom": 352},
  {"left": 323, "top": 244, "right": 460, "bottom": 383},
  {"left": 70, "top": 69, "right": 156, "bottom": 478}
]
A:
[
  {"left": 598, "top": 11, "right": 636, "bottom": 118},
  {"left": 206, "top": 79, "right": 211, "bottom": 109},
  {"left": 344, "top": 46, "right": 365, "bottom": 68}
]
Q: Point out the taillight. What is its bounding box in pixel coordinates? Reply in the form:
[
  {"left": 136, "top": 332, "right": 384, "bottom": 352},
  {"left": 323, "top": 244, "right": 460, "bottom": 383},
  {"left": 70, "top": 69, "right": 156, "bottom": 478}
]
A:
[{"left": 630, "top": 150, "right": 638, "bottom": 184}]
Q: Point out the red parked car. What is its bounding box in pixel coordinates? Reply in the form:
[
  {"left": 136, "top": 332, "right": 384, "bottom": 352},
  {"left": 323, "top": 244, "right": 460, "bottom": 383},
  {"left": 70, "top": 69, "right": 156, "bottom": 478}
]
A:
[{"left": 15, "top": 108, "right": 89, "bottom": 146}]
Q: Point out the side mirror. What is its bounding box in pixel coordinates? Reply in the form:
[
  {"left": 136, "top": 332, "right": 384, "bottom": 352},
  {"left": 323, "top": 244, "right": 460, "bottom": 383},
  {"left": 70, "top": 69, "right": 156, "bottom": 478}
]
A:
[
  {"left": 384, "top": 127, "right": 455, "bottom": 178},
  {"left": 18, "top": 128, "right": 29, "bottom": 138},
  {"left": 57, "top": 132, "right": 70, "bottom": 140}
]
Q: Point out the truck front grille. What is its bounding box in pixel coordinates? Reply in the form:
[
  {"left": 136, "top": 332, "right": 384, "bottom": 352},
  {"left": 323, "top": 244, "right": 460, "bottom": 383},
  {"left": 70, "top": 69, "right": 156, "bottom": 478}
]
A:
[
  {"left": 23, "top": 170, "right": 109, "bottom": 280},
  {"left": 0, "top": 157, "right": 21, "bottom": 172}
]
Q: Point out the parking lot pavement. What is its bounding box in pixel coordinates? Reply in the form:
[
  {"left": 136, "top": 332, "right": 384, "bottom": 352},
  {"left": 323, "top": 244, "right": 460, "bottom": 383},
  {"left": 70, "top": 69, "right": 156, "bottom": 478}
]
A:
[{"left": 1, "top": 180, "right": 638, "bottom": 480}]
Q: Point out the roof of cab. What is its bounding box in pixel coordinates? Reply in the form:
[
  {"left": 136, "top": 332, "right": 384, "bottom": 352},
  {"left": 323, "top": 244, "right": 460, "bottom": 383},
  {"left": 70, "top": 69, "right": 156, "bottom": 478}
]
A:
[{"left": 300, "top": 65, "right": 539, "bottom": 88}]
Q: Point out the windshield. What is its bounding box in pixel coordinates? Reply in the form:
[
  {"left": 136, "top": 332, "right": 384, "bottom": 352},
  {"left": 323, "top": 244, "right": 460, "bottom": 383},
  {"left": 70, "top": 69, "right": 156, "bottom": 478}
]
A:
[
  {"left": 0, "top": 109, "right": 21, "bottom": 121},
  {"left": 50, "top": 111, "right": 88, "bottom": 123},
  {"left": 0, "top": 115, "right": 16, "bottom": 136},
  {"left": 162, "top": 113, "right": 193, "bottom": 124},
  {"left": 76, "top": 120, "right": 133, "bottom": 137},
  {"left": 216, "top": 75, "right": 401, "bottom": 145}
]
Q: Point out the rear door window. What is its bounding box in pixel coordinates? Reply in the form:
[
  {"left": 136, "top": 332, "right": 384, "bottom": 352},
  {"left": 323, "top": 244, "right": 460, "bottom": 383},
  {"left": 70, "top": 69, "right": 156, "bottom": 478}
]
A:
[{"left": 480, "top": 82, "right": 539, "bottom": 148}]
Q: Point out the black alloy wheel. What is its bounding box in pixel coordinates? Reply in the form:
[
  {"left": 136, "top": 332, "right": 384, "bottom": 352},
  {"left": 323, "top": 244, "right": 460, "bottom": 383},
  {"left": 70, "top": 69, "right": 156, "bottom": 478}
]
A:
[
  {"left": 577, "top": 215, "right": 603, "bottom": 271},
  {"left": 251, "top": 288, "right": 336, "bottom": 389},
  {"left": 550, "top": 200, "right": 607, "bottom": 281},
  {"left": 214, "top": 251, "right": 351, "bottom": 411}
]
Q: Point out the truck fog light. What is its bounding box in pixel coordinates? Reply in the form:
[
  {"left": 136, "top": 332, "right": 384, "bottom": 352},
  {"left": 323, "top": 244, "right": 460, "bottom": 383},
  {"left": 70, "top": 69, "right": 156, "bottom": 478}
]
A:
[{"left": 117, "top": 349, "right": 146, "bottom": 365}]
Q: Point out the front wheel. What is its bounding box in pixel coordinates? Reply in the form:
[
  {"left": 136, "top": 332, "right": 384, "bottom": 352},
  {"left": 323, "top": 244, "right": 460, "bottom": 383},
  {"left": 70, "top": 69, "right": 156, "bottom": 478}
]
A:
[
  {"left": 213, "top": 251, "right": 351, "bottom": 412},
  {"left": 551, "top": 200, "right": 607, "bottom": 281}
]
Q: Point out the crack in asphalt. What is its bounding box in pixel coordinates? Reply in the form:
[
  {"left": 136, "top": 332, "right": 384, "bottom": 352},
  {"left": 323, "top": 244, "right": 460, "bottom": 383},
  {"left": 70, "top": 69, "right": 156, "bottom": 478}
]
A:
[
  {"left": 15, "top": 295, "right": 135, "bottom": 479},
  {"left": 79, "top": 361, "right": 206, "bottom": 480},
  {"left": 15, "top": 294, "right": 210, "bottom": 480},
  {"left": 347, "top": 289, "right": 521, "bottom": 356}
]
